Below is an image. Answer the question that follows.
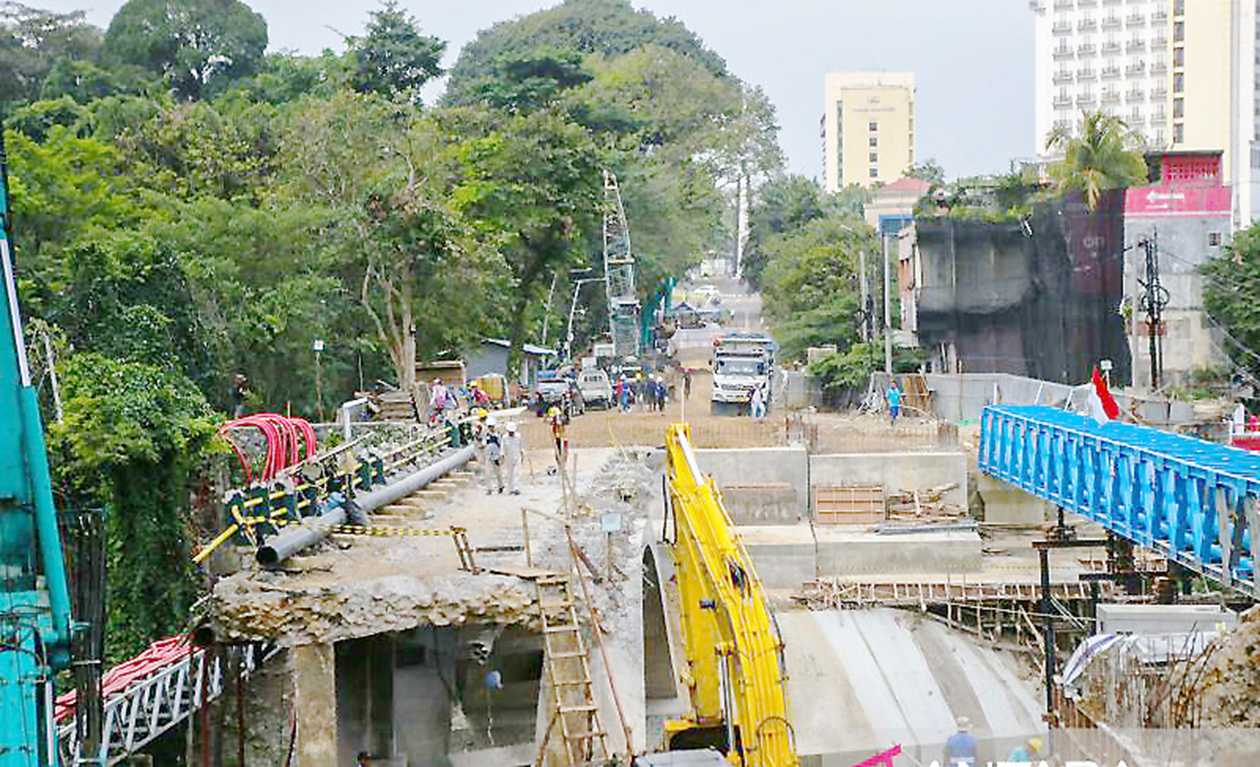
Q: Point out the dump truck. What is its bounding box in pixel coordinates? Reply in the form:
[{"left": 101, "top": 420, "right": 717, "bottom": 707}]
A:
[{"left": 709, "top": 332, "right": 776, "bottom": 416}]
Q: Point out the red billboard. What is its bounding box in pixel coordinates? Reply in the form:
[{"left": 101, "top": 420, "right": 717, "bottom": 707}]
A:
[{"left": 1124, "top": 184, "right": 1231, "bottom": 217}]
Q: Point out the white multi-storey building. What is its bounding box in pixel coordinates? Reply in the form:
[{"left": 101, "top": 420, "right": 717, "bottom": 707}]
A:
[
  {"left": 1032, "top": 0, "right": 1172, "bottom": 150},
  {"left": 1031, "top": 0, "right": 1260, "bottom": 228}
]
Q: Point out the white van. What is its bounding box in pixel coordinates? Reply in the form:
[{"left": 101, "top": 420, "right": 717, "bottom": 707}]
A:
[{"left": 577, "top": 369, "right": 613, "bottom": 409}]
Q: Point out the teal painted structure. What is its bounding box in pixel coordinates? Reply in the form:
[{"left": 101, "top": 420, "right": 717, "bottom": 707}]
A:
[{"left": 0, "top": 130, "right": 73, "bottom": 766}]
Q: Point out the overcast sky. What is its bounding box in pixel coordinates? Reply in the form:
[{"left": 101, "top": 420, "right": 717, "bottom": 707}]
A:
[{"left": 39, "top": 0, "right": 1035, "bottom": 181}]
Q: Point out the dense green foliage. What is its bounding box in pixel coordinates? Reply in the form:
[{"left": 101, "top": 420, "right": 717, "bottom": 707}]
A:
[
  {"left": 1, "top": 0, "right": 781, "bottom": 659},
  {"left": 1046, "top": 110, "right": 1147, "bottom": 210},
  {"left": 444, "top": 0, "right": 727, "bottom": 106},
  {"left": 104, "top": 0, "right": 268, "bottom": 100},
  {"left": 758, "top": 214, "right": 874, "bottom": 361},
  {"left": 808, "top": 342, "right": 925, "bottom": 393},
  {"left": 1203, "top": 225, "right": 1260, "bottom": 386}
]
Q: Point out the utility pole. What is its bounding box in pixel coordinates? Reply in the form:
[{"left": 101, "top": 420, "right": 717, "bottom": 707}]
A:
[
  {"left": 1138, "top": 231, "right": 1169, "bottom": 391},
  {"left": 858, "top": 249, "right": 870, "bottom": 342},
  {"left": 313, "top": 339, "right": 325, "bottom": 421},
  {"left": 882, "top": 231, "right": 893, "bottom": 374}
]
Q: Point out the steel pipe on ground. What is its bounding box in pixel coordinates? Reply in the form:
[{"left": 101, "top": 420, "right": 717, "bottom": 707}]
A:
[{"left": 255, "top": 445, "right": 476, "bottom": 567}]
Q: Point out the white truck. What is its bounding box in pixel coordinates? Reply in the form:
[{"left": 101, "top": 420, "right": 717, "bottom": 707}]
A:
[{"left": 709, "top": 333, "right": 776, "bottom": 416}]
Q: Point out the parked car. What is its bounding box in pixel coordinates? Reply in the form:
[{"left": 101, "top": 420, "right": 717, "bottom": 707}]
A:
[{"left": 577, "top": 368, "right": 613, "bottom": 409}]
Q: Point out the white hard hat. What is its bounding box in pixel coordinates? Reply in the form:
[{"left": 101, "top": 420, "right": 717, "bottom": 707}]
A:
[{"left": 507, "top": 422, "right": 518, "bottom": 433}]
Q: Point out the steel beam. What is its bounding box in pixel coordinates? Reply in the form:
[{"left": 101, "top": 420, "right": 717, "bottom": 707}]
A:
[{"left": 980, "top": 405, "right": 1260, "bottom": 596}]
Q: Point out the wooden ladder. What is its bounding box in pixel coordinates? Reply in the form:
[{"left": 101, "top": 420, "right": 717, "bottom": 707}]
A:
[{"left": 534, "top": 573, "right": 609, "bottom": 766}]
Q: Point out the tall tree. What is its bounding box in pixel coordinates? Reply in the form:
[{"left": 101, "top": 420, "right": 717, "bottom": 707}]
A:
[
  {"left": 906, "top": 158, "right": 946, "bottom": 186},
  {"left": 465, "top": 46, "right": 591, "bottom": 114},
  {"left": 759, "top": 214, "right": 875, "bottom": 360},
  {"left": 0, "top": 2, "right": 102, "bottom": 105},
  {"left": 347, "top": 1, "right": 444, "bottom": 103},
  {"left": 280, "top": 93, "right": 501, "bottom": 389},
  {"left": 103, "top": 0, "right": 267, "bottom": 100},
  {"left": 448, "top": 107, "right": 603, "bottom": 375},
  {"left": 445, "top": 0, "right": 726, "bottom": 106},
  {"left": 1046, "top": 110, "right": 1146, "bottom": 209}
]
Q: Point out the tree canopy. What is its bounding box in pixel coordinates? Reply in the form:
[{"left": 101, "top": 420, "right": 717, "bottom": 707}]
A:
[
  {"left": 1046, "top": 110, "right": 1146, "bottom": 210},
  {"left": 444, "top": 0, "right": 726, "bottom": 106},
  {"left": 2, "top": 0, "right": 783, "bottom": 659},
  {"left": 103, "top": 0, "right": 267, "bottom": 100},
  {"left": 347, "top": 1, "right": 444, "bottom": 102}
]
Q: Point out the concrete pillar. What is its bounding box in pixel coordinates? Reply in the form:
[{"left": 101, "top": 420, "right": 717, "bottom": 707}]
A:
[{"left": 292, "top": 643, "right": 337, "bottom": 766}]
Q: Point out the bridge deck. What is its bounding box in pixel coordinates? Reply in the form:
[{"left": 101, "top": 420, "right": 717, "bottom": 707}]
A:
[{"left": 979, "top": 405, "right": 1260, "bottom": 596}]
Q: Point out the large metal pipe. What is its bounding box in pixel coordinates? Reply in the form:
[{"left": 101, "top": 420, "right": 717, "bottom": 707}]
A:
[
  {"left": 256, "top": 445, "right": 476, "bottom": 567},
  {"left": 256, "top": 500, "right": 346, "bottom": 568},
  {"left": 348, "top": 445, "right": 475, "bottom": 518}
]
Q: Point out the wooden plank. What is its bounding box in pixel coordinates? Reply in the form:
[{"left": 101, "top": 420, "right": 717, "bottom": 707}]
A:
[{"left": 814, "top": 484, "right": 885, "bottom": 525}]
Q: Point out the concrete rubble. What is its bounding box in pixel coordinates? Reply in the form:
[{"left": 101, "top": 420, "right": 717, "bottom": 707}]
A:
[{"left": 1200, "top": 604, "right": 1260, "bottom": 727}]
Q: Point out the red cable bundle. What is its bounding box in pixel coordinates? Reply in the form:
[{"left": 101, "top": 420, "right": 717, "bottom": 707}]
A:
[{"left": 219, "top": 413, "right": 317, "bottom": 484}]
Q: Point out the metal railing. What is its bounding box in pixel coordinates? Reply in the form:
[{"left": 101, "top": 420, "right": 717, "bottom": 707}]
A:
[{"left": 60, "top": 643, "right": 274, "bottom": 766}]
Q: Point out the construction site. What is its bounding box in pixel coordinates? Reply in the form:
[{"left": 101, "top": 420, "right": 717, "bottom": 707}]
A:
[
  {"left": 21, "top": 305, "right": 1258, "bottom": 767},
  {"left": 8, "top": 2, "right": 1260, "bottom": 765}
]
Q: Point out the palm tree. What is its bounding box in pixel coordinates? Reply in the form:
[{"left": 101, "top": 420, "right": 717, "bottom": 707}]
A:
[{"left": 1045, "top": 111, "right": 1148, "bottom": 209}]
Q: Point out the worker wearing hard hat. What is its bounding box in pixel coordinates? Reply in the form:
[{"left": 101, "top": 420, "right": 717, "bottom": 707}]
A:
[
  {"left": 1008, "top": 736, "right": 1043, "bottom": 763},
  {"left": 548, "top": 406, "right": 566, "bottom": 462},
  {"left": 502, "top": 422, "right": 523, "bottom": 495},
  {"left": 482, "top": 421, "right": 504, "bottom": 494}
]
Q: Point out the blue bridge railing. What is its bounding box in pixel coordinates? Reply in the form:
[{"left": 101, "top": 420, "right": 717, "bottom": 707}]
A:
[{"left": 979, "top": 405, "right": 1260, "bottom": 596}]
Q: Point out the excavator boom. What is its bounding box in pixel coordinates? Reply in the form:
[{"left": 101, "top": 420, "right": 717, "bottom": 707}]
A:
[{"left": 662, "top": 423, "right": 798, "bottom": 767}]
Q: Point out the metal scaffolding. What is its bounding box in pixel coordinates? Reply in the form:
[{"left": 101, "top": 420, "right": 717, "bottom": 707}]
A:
[{"left": 602, "top": 170, "right": 639, "bottom": 358}]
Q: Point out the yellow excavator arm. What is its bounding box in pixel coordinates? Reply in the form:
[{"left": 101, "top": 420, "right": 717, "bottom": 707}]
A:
[{"left": 662, "top": 423, "right": 798, "bottom": 767}]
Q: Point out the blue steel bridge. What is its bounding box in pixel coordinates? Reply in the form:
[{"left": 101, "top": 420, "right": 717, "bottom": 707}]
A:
[{"left": 979, "top": 405, "right": 1260, "bottom": 596}]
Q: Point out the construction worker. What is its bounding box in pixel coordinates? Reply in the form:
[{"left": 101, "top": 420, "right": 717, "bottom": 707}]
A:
[
  {"left": 548, "top": 406, "right": 566, "bottom": 463},
  {"left": 1008, "top": 736, "right": 1043, "bottom": 762},
  {"left": 472, "top": 410, "right": 489, "bottom": 488},
  {"left": 483, "top": 422, "right": 504, "bottom": 494},
  {"left": 943, "top": 716, "right": 977, "bottom": 767},
  {"left": 230, "top": 373, "right": 249, "bottom": 418},
  {"left": 750, "top": 383, "right": 766, "bottom": 420},
  {"left": 503, "top": 421, "right": 523, "bottom": 495},
  {"left": 683, "top": 367, "right": 693, "bottom": 399},
  {"left": 429, "top": 378, "right": 447, "bottom": 421},
  {"left": 886, "top": 379, "right": 902, "bottom": 427}
]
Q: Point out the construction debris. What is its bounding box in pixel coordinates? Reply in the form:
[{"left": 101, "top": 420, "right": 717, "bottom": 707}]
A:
[{"left": 1199, "top": 605, "right": 1260, "bottom": 726}]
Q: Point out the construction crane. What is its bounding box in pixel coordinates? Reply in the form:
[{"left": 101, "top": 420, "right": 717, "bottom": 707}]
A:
[
  {"left": 602, "top": 169, "right": 640, "bottom": 359},
  {"left": 0, "top": 130, "right": 74, "bottom": 764},
  {"left": 660, "top": 423, "right": 798, "bottom": 767}
]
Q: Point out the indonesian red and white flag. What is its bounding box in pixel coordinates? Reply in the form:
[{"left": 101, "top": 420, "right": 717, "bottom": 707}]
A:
[{"left": 1084, "top": 366, "right": 1120, "bottom": 424}]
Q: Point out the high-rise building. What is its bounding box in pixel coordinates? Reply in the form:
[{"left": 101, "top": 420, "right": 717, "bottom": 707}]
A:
[
  {"left": 821, "top": 72, "right": 915, "bottom": 192},
  {"left": 1030, "top": 0, "right": 1260, "bottom": 227}
]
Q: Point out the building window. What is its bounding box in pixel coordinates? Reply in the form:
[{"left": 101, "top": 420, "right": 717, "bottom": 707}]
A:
[
  {"left": 1173, "top": 72, "right": 1184, "bottom": 93},
  {"left": 1173, "top": 47, "right": 1185, "bottom": 67},
  {"left": 869, "top": 152, "right": 878, "bottom": 163},
  {"left": 1173, "top": 122, "right": 1184, "bottom": 143},
  {"left": 1173, "top": 0, "right": 1184, "bottom": 15},
  {"left": 1209, "top": 232, "right": 1223, "bottom": 247},
  {"left": 869, "top": 136, "right": 878, "bottom": 147},
  {"left": 869, "top": 167, "right": 878, "bottom": 178},
  {"left": 1173, "top": 21, "right": 1184, "bottom": 42},
  {"left": 1173, "top": 98, "right": 1184, "bottom": 118},
  {"left": 869, "top": 121, "right": 878, "bottom": 132}
]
